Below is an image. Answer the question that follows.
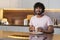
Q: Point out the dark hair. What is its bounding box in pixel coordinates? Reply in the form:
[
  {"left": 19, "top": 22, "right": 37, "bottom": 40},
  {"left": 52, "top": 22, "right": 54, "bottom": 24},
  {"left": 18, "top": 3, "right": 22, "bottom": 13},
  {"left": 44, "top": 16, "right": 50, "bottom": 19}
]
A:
[{"left": 34, "top": 2, "right": 45, "bottom": 13}]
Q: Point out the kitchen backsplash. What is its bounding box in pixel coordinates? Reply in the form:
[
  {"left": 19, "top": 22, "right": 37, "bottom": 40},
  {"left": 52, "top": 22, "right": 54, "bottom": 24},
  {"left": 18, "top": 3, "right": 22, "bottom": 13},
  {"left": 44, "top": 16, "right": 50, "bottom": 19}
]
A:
[{"left": 45, "top": 12, "right": 60, "bottom": 25}]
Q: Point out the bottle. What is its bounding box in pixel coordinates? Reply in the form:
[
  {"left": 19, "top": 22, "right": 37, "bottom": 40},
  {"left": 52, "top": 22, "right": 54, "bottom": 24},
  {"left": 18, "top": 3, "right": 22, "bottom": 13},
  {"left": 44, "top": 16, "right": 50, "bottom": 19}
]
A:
[
  {"left": 53, "top": 18, "right": 58, "bottom": 25},
  {"left": 24, "top": 19, "right": 28, "bottom": 25},
  {"left": 0, "top": 20, "right": 1, "bottom": 25}
]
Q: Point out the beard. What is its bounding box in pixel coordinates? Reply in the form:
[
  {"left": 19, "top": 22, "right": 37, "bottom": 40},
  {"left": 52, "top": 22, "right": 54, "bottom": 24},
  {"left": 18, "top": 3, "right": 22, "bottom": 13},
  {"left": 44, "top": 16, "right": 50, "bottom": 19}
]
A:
[{"left": 35, "top": 11, "right": 43, "bottom": 15}]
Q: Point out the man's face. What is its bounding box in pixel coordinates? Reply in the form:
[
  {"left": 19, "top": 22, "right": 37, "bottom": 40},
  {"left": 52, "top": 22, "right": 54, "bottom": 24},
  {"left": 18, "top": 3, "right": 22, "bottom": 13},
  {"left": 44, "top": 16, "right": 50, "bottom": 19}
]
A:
[{"left": 34, "top": 7, "right": 42, "bottom": 15}]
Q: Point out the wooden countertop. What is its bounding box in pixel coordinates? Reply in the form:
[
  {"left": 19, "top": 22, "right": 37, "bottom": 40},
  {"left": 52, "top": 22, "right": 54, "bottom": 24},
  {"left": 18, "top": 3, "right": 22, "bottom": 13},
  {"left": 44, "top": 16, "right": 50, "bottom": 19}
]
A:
[{"left": 0, "top": 31, "right": 60, "bottom": 40}]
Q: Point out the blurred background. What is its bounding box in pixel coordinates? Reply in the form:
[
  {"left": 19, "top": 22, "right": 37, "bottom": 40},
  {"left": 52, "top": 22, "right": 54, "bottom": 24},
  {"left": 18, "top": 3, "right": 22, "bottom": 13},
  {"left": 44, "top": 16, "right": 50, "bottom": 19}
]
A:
[{"left": 0, "top": 0, "right": 60, "bottom": 40}]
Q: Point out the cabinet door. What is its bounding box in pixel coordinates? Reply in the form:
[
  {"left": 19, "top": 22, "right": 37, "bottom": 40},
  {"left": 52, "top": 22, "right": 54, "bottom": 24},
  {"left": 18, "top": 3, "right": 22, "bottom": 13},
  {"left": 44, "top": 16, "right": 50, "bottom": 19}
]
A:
[
  {"left": 54, "top": 28, "right": 60, "bottom": 34},
  {"left": 5, "top": 26, "right": 29, "bottom": 32}
]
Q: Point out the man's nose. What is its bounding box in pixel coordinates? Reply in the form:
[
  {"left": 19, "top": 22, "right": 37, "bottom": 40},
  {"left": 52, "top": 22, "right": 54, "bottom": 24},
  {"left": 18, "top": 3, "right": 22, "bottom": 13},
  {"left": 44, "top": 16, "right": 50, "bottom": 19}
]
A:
[
  {"left": 37, "top": 8, "right": 40, "bottom": 10},
  {"left": 37, "top": 8, "right": 41, "bottom": 11}
]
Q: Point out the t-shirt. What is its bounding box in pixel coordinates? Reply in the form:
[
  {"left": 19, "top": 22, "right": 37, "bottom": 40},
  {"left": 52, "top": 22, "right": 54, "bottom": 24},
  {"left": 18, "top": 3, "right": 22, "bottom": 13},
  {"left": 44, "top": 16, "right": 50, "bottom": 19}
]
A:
[{"left": 29, "top": 15, "right": 53, "bottom": 30}]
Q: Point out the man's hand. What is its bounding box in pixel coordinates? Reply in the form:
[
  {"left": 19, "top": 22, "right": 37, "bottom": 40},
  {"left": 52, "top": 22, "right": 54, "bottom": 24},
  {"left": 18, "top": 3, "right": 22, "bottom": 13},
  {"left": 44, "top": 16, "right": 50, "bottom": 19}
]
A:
[
  {"left": 29, "top": 26, "right": 35, "bottom": 32},
  {"left": 37, "top": 27, "right": 43, "bottom": 32}
]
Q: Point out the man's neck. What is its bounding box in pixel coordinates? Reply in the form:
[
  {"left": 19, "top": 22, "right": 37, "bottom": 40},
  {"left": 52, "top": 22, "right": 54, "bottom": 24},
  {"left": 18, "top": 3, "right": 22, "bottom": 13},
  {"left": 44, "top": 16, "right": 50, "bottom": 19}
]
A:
[{"left": 36, "top": 14, "right": 44, "bottom": 18}]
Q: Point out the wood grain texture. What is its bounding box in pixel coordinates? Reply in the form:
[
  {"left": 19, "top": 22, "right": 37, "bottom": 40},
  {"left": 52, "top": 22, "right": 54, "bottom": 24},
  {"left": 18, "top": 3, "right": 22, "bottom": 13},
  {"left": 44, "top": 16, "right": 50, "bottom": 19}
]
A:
[
  {"left": 3, "top": 10, "right": 34, "bottom": 25},
  {"left": 0, "top": 31, "right": 60, "bottom": 40}
]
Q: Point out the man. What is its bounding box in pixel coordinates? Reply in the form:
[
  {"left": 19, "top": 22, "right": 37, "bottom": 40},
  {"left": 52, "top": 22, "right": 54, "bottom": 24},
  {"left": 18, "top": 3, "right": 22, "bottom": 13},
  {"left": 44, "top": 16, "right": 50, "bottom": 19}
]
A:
[{"left": 29, "top": 2, "right": 54, "bottom": 40}]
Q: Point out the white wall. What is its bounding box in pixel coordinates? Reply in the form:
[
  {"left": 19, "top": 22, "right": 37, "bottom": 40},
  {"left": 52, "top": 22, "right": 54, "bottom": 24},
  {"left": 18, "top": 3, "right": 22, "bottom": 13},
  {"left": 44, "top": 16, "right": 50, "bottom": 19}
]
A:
[
  {"left": 8, "top": 0, "right": 18, "bottom": 8},
  {"left": 0, "top": 0, "right": 18, "bottom": 8},
  {"left": 18, "top": 0, "right": 60, "bottom": 9},
  {"left": 48, "top": 0, "right": 60, "bottom": 9},
  {"left": 0, "top": 0, "right": 10, "bottom": 8},
  {"left": 18, "top": 0, "right": 49, "bottom": 9},
  {"left": 0, "top": 0, "right": 60, "bottom": 9}
]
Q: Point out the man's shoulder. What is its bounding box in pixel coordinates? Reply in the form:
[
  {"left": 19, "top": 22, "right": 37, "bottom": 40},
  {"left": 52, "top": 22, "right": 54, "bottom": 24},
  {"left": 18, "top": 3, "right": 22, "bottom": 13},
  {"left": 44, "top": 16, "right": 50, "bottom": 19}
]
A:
[
  {"left": 31, "top": 15, "right": 36, "bottom": 19},
  {"left": 43, "top": 15, "right": 51, "bottom": 20},
  {"left": 44, "top": 15, "right": 51, "bottom": 19}
]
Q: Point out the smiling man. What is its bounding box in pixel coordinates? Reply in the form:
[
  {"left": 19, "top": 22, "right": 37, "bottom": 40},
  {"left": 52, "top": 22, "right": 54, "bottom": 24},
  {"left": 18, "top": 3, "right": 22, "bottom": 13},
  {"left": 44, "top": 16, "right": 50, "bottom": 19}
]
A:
[{"left": 29, "top": 2, "right": 54, "bottom": 40}]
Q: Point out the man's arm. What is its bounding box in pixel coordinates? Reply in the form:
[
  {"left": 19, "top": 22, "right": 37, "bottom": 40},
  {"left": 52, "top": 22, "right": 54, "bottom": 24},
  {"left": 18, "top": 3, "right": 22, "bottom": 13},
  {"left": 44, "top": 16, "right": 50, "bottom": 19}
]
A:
[
  {"left": 43, "top": 17, "right": 54, "bottom": 34},
  {"left": 43, "top": 25, "right": 54, "bottom": 34}
]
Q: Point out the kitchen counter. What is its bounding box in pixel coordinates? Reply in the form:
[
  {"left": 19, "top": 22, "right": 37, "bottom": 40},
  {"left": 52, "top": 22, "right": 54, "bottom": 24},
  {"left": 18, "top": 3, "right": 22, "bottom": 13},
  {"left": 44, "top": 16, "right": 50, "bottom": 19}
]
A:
[
  {"left": 0, "top": 25, "right": 60, "bottom": 40},
  {"left": 0, "top": 25, "right": 60, "bottom": 28},
  {"left": 0, "top": 25, "right": 60, "bottom": 34}
]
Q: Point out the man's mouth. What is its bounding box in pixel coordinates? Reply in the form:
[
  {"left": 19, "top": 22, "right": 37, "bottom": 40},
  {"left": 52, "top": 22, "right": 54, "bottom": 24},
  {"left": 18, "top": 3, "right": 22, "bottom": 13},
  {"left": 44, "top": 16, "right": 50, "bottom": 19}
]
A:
[{"left": 35, "top": 11, "right": 42, "bottom": 15}]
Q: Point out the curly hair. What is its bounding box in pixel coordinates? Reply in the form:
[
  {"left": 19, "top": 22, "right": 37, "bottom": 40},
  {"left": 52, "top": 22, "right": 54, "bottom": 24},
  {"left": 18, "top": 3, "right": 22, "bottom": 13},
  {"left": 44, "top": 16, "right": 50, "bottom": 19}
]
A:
[{"left": 34, "top": 2, "right": 45, "bottom": 13}]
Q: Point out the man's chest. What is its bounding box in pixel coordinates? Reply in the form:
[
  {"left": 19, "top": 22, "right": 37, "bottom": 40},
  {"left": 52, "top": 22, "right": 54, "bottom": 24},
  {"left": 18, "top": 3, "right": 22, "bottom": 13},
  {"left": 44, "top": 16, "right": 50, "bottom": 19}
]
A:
[{"left": 32, "top": 18, "right": 47, "bottom": 27}]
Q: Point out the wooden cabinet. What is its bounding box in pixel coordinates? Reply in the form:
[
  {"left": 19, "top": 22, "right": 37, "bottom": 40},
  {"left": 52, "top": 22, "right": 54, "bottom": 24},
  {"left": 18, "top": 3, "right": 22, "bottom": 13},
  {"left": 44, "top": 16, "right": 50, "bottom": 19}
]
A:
[{"left": 3, "top": 10, "right": 33, "bottom": 24}]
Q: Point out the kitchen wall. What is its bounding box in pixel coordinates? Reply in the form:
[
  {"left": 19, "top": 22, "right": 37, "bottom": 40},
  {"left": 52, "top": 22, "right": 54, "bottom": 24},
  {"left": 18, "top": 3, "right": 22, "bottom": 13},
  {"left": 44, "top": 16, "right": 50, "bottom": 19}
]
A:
[
  {"left": 18, "top": 0, "right": 60, "bottom": 9},
  {"left": 18, "top": 0, "right": 49, "bottom": 8},
  {"left": 0, "top": 0, "right": 18, "bottom": 8},
  {"left": 45, "top": 11, "right": 60, "bottom": 24},
  {"left": 0, "top": 0, "right": 60, "bottom": 9}
]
